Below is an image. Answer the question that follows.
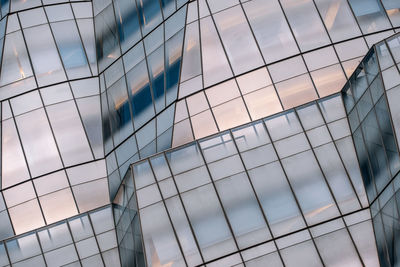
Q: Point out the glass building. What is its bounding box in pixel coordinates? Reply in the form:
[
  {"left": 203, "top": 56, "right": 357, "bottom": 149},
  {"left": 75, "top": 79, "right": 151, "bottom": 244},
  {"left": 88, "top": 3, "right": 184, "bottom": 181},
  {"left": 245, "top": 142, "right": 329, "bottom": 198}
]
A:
[{"left": 0, "top": 0, "right": 398, "bottom": 266}]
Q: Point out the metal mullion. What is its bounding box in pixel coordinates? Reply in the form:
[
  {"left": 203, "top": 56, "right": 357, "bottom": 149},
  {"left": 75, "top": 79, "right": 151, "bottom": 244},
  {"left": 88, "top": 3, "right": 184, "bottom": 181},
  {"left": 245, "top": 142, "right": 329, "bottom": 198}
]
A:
[
  {"left": 34, "top": 231, "right": 49, "bottom": 267},
  {"left": 147, "top": 158, "right": 189, "bottom": 267},
  {"left": 259, "top": 119, "right": 326, "bottom": 267},
  {"left": 202, "top": 0, "right": 253, "bottom": 124},
  {"left": 227, "top": 129, "right": 287, "bottom": 267}
]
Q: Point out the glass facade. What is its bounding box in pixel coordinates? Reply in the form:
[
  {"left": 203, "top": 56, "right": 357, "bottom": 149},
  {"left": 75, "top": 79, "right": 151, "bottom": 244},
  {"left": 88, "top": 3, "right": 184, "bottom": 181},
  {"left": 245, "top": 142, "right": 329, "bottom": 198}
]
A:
[{"left": 0, "top": 0, "right": 399, "bottom": 266}]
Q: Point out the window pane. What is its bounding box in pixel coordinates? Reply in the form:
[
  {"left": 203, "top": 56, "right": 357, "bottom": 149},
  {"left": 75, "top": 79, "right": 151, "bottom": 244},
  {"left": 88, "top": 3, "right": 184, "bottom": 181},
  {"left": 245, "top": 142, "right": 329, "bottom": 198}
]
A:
[
  {"left": 248, "top": 161, "right": 306, "bottom": 236},
  {"left": 315, "top": 0, "right": 361, "bottom": 42},
  {"left": 15, "top": 108, "right": 63, "bottom": 177},
  {"left": 348, "top": 0, "right": 392, "bottom": 33},
  {"left": 213, "top": 6, "right": 263, "bottom": 75},
  {"left": 23, "top": 24, "right": 66, "bottom": 87},
  {"left": 181, "top": 184, "right": 237, "bottom": 261},
  {"left": 140, "top": 202, "right": 185, "bottom": 267},
  {"left": 216, "top": 173, "right": 271, "bottom": 248},
  {"left": 281, "top": 150, "right": 340, "bottom": 225},
  {"left": 244, "top": 0, "right": 299, "bottom": 63},
  {"left": 280, "top": 0, "right": 330, "bottom": 51}
]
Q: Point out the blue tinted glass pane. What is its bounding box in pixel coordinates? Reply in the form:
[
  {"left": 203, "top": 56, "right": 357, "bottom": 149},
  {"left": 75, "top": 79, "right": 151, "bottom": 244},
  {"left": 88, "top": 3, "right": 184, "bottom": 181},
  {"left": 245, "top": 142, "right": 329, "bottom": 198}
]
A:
[
  {"left": 136, "top": 0, "right": 163, "bottom": 35},
  {"left": 114, "top": 0, "right": 141, "bottom": 53},
  {"left": 126, "top": 60, "right": 155, "bottom": 129}
]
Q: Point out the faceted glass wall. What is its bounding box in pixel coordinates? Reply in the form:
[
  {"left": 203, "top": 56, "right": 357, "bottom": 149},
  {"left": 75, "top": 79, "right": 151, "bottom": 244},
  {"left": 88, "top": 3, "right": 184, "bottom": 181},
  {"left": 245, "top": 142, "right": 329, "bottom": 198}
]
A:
[{"left": 117, "top": 94, "right": 380, "bottom": 266}]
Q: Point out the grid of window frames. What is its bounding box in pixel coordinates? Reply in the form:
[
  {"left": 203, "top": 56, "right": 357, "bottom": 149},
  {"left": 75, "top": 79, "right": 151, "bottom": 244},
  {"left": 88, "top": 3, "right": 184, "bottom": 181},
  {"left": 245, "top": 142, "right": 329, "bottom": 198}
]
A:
[
  {"left": 0, "top": 205, "right": 121, "bottom": 267},
  {"left": 0, "top": 0, "right": 398, "bottom": 266},
  {"left": 103, "top": 0, "right": 400, "bottom": 202},
  {"left": 115, "top": 93, "right": 384, "bottom": 266}
]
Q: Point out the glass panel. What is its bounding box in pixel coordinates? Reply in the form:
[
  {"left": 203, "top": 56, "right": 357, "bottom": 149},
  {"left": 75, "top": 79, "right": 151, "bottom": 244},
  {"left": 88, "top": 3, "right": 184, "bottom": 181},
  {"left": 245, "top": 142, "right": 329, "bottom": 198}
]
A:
[
  {"left": 200, "top": 16, "right": 232, "bottom": 87},
  {"left": 275, "top": 74, "right": 318, "bottom": 109},
  {"left": 107, "top": 77, "right": 133, "bottom": 145},
  {"left": 244, "top": 0, "right": 299, "bottom": 63},
  {"left": 0, "top": 31, "right": 33, "bottom": 87},
  {"left": 315, "top": 0, "right": 361, "bottom": 42},
  {"left": 15, "top": 108, "right": 63, "bottom": 177},
  {"left": 213, "top": 6, "right": 263, "bottom": 75},
  {"left": 216, "top": 173, "right": 271, "bottom": 248},
  {"left": 140, "top": 202, "right": 185, "bottom": 267},
  {"left": 126, "top": 60, "right": 155, "bottom": 129},
  {"left": 165, "top": 196, "right": 203, "bottom": 266},
  {"left": 46, "top": 100, "right": 93, "bottom": 166},
  {"left": 181, "top": 184, "right": 237, "bottom": 261},
  {"left": 348, "top": 0, "right": 392, "bottom": 33},
  {"left": 280, "top": 240, "right": 323, "bottom": 267},
  {"left": 248, "top": 161, "right": 306, "bottom": 236},
  {"left": 136, "top": 0, "right": 162, "bottom": 35},
  {"left": 51, "top": 20, "right": 91, "bottom": 79},
  {"left": 281, "top": 150, "right": 340, "bottom": 225},
  {"left": 280, "top": 0, "right": 330, "bottom": 51},
  {"left": 95, "top": 4, "right": 120, "bottom": 72},
  {"left": 2, "top": 118, "right": 30, "bottom": 188},
  {"left": 23, "top": 24, "right": 66, "bottom": 87},
  {"left": 114, "top": 0, "right": 141, "bottom": 53}
]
